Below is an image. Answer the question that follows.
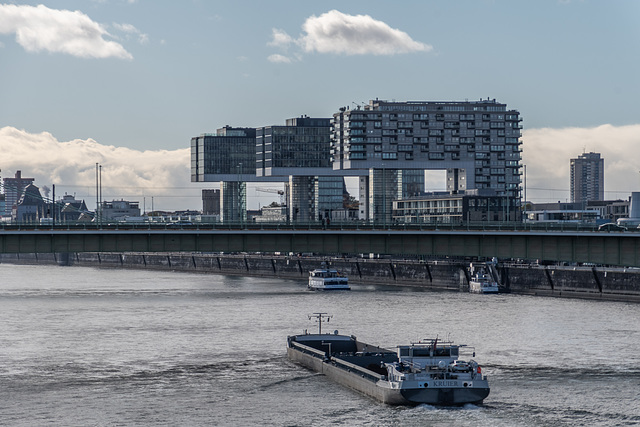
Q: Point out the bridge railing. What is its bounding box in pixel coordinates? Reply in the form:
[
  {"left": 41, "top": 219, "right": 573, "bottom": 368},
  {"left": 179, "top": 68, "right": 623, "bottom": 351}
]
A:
[{"left": 0, "top": 219, "right": 634, "bottom": 234}]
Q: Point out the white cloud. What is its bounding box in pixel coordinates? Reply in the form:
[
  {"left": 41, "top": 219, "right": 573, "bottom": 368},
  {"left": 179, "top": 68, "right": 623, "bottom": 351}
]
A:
[
  {"left": 112, "top": 22, "right": 137, "bottom": 34},
  {"left": 0, "top": 127, "right": 197, "bottom": 211},
  {"left": 268, "top": 28, "right": 293, "bottom": 48},
  {"left": 268, "top": 9, "right": 431, "bottom": 61},
  {"left": 522, "top": 124, "right": 640, "bottom": 202},
  {"left": 3, "top": 124, "right": 637, "bottom": 212},
  {"left": 112, "top": 22, "right": 148, "bottom": 45},
  {"left": 0, "top": 4, "right": 132, "bottom": 59},
  {"left": 267, "top": 53, "right": 292, "bottom": 64},
  {"left": 301, "top": 10, "right": 432, "bottom": 55}
]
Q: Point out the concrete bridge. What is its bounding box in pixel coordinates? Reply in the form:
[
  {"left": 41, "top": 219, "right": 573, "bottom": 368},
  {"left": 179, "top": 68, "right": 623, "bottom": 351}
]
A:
[{"left": 0, "top": 226, "right": 638, "bottom": 268}]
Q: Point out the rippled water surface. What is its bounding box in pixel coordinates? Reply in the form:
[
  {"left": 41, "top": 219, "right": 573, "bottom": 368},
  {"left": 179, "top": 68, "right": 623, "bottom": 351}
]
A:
[{"left": 0, "top": 264, "right": 638, "bottom": 426}]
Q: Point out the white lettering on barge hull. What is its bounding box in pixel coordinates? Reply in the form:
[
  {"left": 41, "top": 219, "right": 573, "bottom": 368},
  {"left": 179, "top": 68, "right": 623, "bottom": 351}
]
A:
[{"left": 431, "top": 380, "right": 458, "bottom": 387}]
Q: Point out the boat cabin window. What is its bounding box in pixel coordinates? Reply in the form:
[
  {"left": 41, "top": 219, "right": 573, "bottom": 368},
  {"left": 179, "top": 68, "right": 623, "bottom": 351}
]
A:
[
  {"left": 399, "top": 348, "right": 410, "bottom": 357},
  {"left": 412, "top": 348, "right": 432, "bottom": 357},
  {"left": 449, "top": 347, "right": 459, "bottom": 357}
]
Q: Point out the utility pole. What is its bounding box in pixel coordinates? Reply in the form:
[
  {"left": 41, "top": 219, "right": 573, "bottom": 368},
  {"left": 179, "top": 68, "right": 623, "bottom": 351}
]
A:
[
  {"left": 99, "top": 165, "right": 102, "bottom": 226},
  {"left": 238, "top": 162, "right": 242, "bottom": 227},
  {"left": 95, "top": 163, "right": 99, "bottom": 224},
  {"left": 524, "top": 164, "right": 527, "bottom": 218}
]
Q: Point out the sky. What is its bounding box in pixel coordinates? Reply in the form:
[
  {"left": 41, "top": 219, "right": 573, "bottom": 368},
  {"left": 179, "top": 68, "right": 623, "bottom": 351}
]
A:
[{"left": 1, "top": 0, "right": 639, "bottom": 212}]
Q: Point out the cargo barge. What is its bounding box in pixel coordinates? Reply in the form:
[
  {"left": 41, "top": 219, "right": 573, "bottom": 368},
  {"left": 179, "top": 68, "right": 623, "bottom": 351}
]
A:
[{"left": 287, "top": 313, "right": 490, "bottom": 406}]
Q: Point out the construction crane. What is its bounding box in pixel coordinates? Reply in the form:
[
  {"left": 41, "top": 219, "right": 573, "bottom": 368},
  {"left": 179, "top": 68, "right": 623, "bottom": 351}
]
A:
[{"left": 255, "top": 187, "right": 286, "bottom": 207}]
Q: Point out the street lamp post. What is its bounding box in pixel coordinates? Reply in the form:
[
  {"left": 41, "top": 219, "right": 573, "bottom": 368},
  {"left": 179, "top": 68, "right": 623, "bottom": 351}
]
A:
[{"left": 237, "top": 163, "right": 242, "bottom": 227}]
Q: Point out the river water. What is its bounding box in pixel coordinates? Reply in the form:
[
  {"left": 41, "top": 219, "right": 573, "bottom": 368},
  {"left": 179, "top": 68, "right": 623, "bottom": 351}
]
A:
[{"left": 0, "top": 264, "right": 638, "bottom": 426}]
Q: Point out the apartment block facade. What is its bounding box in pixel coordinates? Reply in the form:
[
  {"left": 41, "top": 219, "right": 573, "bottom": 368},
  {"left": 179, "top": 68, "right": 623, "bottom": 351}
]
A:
[{"left": 331, "top": 99, "right": 523, "bottom": 220}]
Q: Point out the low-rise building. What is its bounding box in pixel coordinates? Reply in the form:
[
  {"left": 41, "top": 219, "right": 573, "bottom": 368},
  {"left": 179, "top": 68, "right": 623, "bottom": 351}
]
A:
[
  {"left": 254, "top": 205, "right": 288, "bottom": 223},
  {"left": 526, "top": 200, "right": 629, "bottom": 224},
  {"left": 100, "top": 200, "right": 141, "bottom": 221},
  {"left": 392, "top": 189, "right": 520, "bottom": 224}
]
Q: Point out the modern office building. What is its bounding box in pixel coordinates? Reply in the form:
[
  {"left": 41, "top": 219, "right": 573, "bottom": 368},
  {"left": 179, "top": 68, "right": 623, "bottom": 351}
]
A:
[
  {"left": 202, "top": 189, "right": 221, "bottom": 215},
  {"left": 190, "top": 98, "right": 523, "bottom": 223},
  {"left": 570, "top": 152, "right": 604, "bottom": 203},
  {"left": 285, "top": 175, "right": 347, "bottom": 222},
  {"left": 332, "top": 99, "right": 523, "bottom": 221},
  {"left": 3, "top": 170, "right": 35, "bottom": 217},
  {"left": 191, "top": 127, "right": 261, "bottom": 222},
  {"left": 256, "top": 116, "right": 332, "bottom": 177},
  {"left": 256, "top": 117, "right": 348, "bottom": 221},
  {"left": 191, "top": 127, "right": 257, "bottom": 182},
  {"left": 392, "top": 189, "right": 521, "bottom": 224}
]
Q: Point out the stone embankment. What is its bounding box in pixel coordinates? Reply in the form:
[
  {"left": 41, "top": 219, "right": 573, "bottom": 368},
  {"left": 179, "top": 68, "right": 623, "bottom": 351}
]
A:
[{"left": 1, "top": 252, "right": 639, "bottom": 302}]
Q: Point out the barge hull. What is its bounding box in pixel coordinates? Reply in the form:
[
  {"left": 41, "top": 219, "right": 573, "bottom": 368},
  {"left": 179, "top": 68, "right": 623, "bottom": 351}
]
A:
[
  {"left": 287, "top": 347, "right": 408, "bottom": 405},
  {"left": 287, "top": 346, "right": 489, "bottom": 406}
]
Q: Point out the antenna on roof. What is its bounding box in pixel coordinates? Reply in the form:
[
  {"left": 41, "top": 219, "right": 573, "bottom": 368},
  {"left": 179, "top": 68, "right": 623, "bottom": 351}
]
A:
[{"left": 308, "top": 312, "right": 332, "bottom": 334}]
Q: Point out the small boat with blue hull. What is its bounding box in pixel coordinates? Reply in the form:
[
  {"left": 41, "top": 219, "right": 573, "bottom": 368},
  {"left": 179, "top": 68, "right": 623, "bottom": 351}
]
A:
[
  {"left": 308, "top": 269, "right": 350, "bottom": 290},
  {"left": 287, "top": 314, "right": 490, "bottom": 406}
]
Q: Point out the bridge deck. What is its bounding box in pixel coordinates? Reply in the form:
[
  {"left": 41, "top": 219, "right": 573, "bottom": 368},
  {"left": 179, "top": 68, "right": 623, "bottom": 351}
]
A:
[{"left": 0, "top": 227, "right": 638, "bottom": 268}]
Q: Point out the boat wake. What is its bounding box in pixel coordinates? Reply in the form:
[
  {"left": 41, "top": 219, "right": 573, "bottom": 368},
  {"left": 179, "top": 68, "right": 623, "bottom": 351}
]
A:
[
  {"left": 257, "top": 372, "right": 323, "bottom": 391},
  {"left": 487, "top": 363, "right": 640, "bottom": 378}
]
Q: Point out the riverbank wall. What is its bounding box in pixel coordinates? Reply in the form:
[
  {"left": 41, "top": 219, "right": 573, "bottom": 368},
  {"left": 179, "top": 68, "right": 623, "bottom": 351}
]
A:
[{"left": 1, "top": 252, "right": 639, "bottom": 302}]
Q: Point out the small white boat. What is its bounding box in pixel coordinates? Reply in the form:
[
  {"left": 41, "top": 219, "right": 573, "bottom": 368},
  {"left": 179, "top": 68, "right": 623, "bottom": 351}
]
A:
[
  {"left": 469, "top": 264, "right": 499, "bottom": 294},
  {"left": 308, "top": 269, "right": 350, "bottom": 291}
]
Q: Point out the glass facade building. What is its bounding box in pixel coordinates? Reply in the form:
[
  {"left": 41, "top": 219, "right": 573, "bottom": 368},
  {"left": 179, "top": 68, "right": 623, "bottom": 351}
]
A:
[
  {"left": 191, "top": 127, "right": 257, "bottom": 182},
  {"left": 189, "top": 99, "right": 523, "bottom": 223},
  {"left": 256, "top": 117, "right": 332, "bottom": 177}
]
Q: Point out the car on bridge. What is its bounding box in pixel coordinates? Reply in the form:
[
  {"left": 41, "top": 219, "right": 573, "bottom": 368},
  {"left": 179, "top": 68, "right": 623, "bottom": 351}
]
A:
[{"left": 598, "top": 223, "right": 627, "bottom": 232}]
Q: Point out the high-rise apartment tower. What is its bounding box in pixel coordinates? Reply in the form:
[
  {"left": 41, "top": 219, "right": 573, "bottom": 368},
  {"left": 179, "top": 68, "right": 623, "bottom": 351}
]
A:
[{"left": 570, "top": 152, "right": 604, "bottom": 203}]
